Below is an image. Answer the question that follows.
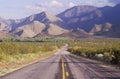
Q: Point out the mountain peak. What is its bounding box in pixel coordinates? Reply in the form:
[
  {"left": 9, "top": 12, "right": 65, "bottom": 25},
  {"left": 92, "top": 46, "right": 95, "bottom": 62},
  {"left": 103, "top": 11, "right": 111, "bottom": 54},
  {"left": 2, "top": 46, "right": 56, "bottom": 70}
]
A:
[
  {"left": 40, "top": 11, "right": 50, "bottom": 15},
  {"left": 38, "top": 11, "right": 51, "bottom": 18},
  {"left": 57, "top": 5, "right": 97, "bottom": 19},
  {"left": 15, "top": 11, "right": 63, "bottom": 27},
  {"left": 0, "top": 4, "right": 120, "bottom": 38},
  {"left": 32, "top": 11, "right": 62, "bottom": 24},
  {"left": 72, "top": 5, "right": 97, "bottom": 9}
]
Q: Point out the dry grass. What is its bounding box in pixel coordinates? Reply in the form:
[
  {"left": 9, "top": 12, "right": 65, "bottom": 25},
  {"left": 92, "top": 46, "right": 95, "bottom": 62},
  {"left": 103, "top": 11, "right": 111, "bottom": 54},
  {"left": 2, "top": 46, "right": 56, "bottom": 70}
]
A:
[{"left": 0, "top": 41, "right": 61, "bottom": 76}]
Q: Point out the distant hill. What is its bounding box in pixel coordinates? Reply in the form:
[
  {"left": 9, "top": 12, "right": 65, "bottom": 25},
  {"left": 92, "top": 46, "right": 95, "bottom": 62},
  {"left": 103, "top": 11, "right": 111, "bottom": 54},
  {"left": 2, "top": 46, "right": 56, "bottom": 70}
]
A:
[
  {"left": 12, "top": 21, "right": 46, "bottom": 37},
  {"left": 11, "top": 11, "right": 69, "bottom": 37},
  {"left": 57, "top": 4, "right": 120, "bottom": 38},
  {"left": 0, "top": 31, "right": 13, "bottom": 38},
  {"left": 0, "top": 17, "right": 11, "bottom": 31},
  {"left": 34, "top": 32, "right": 52, "bottom": 38},
  {"left": 15, "top": 11, "right": 63, "bottom": 25},
  {"left": 0, "top": 4, "right": 120, "bottom": 38},
  {"left": 58, "top": 28, "right": 92, "bottom": 38},
  {"left": 57, "top": 5, "right": 98, "bottom": 30}
]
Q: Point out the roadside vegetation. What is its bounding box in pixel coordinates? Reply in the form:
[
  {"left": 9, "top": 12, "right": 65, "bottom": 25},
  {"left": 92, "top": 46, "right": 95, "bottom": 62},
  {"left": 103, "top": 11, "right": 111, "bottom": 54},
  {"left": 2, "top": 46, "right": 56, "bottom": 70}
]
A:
[
  {"left": 0, "top": 37, "right": 69, "bottom": 42},
  {"left": 1, "top": 37, "right": 120, "bottom": 75},
  {"left": 68, "top": 39, "right": 120, "bottom": 68},
  {"left": 0, "top": 39, "right": 65, "bottom": 75}
]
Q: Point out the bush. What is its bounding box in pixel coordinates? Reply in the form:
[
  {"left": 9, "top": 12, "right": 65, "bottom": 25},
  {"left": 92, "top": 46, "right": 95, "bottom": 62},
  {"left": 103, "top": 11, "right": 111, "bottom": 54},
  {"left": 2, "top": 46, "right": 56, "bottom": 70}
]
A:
[
  {"left": 0, "top": 41, "right": 63, "bottom": 61},
  {"left": 68, "top": 39, "right": 120, "bottom": 66}
]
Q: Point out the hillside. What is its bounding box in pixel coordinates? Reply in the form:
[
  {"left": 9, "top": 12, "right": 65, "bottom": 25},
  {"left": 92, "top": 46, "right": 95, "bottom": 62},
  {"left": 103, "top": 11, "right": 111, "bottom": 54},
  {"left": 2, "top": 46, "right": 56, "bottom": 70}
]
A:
[
  {"left": 11, "top": 12, "right": 68, "bottom": 38},
  {"left": 13, "top": 21, "right": 46, "bottom": 37},
  {"left": 0, "top": 31, "right": 13, "bottom": 38},
  {"left": 57, "top": 4, "right": 120, "bottom": 38},
  {"left": 0, "top": 4, "right": 120, "bottom": 38},
  {"left": 0, "top": 17, "right": 11, "bottom": 31},
  {"left": 58, "top": 28, "right": 92, "bottom": 38}
]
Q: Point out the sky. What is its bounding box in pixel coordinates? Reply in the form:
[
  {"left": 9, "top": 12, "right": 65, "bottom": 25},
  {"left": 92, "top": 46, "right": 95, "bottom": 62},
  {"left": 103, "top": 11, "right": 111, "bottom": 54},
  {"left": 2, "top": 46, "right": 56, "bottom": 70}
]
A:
[{"left": 0, "top": 0, "right": 119, "bottom": 19}]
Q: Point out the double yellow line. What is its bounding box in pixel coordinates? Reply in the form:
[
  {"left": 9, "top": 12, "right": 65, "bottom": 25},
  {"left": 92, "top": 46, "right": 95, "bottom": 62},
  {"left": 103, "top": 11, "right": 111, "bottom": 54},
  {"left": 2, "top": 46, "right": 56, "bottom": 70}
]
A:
[{"left": 61, "top": 57, "right": 69, "bottom": 79}]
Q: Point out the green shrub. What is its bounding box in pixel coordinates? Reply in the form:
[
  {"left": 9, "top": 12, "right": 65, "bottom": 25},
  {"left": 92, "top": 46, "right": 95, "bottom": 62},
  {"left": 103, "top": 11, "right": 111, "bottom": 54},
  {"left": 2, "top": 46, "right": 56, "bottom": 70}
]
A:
[{"left": 68, "top": 39, "right": 120, "bottom": 66}]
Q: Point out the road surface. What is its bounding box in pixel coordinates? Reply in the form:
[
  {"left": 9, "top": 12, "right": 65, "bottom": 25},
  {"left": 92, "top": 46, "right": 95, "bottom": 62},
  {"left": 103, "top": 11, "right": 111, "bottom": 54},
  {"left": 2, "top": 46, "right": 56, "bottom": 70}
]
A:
[{"left": 0, "top": 45, "right": 120, "bottom": 79}]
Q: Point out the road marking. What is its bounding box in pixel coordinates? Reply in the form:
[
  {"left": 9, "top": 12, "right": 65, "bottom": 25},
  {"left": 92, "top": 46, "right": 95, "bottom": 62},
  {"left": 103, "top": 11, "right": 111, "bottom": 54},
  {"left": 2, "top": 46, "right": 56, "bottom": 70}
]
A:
[
  {"left": 66, "top": 72, "right": 69, "bottom": 77},
  {"left": 62, "top": 57, "right": 65, "bottom": 79}
]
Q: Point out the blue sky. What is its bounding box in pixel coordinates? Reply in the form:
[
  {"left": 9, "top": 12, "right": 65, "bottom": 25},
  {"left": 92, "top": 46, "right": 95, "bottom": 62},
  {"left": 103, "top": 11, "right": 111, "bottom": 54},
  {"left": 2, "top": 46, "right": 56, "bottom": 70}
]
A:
[{"left": 0, "top": 0, "right": 119, "bottom": 19}]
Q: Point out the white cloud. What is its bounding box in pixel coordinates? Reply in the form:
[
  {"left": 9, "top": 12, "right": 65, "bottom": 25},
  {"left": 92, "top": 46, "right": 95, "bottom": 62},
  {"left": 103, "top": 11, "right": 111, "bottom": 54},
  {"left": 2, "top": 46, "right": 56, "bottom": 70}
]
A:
[
  {"left": 43, "top": 0, "right": 64, "bottom": 7},
  {"left": 68, "top": 2, "right": 75, "bottom": 7},
  {"left": 25, "top": 5, "right": 45, "bottom": 11},
  {"left": 24, "top": 0, "right": 65, "bottom": 15}
]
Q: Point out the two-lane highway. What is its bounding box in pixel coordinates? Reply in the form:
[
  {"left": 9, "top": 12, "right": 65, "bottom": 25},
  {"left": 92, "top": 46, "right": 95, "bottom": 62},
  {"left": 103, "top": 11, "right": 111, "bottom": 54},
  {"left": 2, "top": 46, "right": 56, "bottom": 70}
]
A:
[{"left": 0, "top": 45, "right": 120, "bottom": 79}]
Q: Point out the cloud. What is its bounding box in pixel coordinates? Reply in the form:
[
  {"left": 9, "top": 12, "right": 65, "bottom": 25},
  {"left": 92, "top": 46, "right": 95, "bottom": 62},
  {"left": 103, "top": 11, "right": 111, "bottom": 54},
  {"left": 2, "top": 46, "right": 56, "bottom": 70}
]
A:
[
  {"left": 43, "top": 0, "right": 64, "bottom": 7},
  {"left": 68, "top": 2, "right": 75, "bottom": 7},
  {"left": 24, "top": 0, "right": 65, "bottom": 15},
  {"left": 25, "top": 5, "right": 45, "bottom": 11}
]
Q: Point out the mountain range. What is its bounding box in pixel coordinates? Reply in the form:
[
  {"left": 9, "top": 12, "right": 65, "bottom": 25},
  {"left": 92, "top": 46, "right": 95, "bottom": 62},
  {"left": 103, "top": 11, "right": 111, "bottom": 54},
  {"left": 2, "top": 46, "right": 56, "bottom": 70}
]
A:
[{"left": 0, "top": 4, "right": 120, "bottom": 38}]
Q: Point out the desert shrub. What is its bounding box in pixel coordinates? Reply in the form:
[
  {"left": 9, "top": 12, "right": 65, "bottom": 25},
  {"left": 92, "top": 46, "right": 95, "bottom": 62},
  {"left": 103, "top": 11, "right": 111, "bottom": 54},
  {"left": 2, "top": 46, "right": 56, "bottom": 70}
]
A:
[
  {"left": 0, "top": 41, "right": 64, "bottom": 61},
  {"left": 68, "top": 39, "right": 120, "bottom": 66}
]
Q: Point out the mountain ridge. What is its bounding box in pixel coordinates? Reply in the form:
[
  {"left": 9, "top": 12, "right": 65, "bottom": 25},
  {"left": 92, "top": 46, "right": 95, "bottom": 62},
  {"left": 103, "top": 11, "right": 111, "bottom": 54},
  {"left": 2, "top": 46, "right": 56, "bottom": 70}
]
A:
[{"left": 0, "top": 4, "right": 120, "bottom": 38}]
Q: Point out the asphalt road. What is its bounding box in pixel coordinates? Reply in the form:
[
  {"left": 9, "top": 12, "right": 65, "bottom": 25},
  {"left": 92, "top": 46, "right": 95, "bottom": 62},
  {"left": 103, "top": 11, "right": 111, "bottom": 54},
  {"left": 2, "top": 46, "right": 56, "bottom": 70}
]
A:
[{"left": 0, "top": 45, "right": 120, "bottom": 79}]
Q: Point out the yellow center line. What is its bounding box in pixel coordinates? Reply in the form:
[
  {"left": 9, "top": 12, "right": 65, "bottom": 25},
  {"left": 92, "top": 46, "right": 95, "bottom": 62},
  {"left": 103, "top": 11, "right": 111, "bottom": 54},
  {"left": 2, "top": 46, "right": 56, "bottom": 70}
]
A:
[
  {"left": 62, "top": 57, "right": 65, "bottom": 79},
  {"left": 61, "top": 57, "right": 70, "bottom": 79},
  {"left": 66, "top": 72, "right": 69, "bottom": 77}
]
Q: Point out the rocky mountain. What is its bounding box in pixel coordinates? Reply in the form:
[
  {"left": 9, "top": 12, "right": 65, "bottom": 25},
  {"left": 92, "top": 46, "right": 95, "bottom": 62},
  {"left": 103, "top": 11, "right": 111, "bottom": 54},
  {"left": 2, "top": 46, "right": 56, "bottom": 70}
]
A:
[
  {"left": 0, "top": 17, "right": 11, "bottom": 31},
  {"left": 10, "top": 11, "right": 69, "bottom": 37},
  {"left": 57, "top": 5, "right": 98, "bottom": 30},
  {"left": 0, "top": 4, "right": 120, "bottom": 38},
  {"left": 89, "top": 22, "right": 112, "bottom": 35},
  {"left": 34, "top": 32, "right": 52, "bottom": 38},
  {"left": 13, "top": 11, "right": 65, "bottom": 28},
  {"left": 57, "top": 5, "right": 97, "bottom": 21},
  {"left": 13, "top": 21, "right": 46, "bottom": 37},
  {"left": 57, "top": 4, "right": 120, "bottom": 38},
  {"left": 88, "top": 4, "right": 120, "bottom": 37},
  {"left": 47, "top": 24, "right": 68, "bottom": 35},
  {"left": 0, "top": 31, "right": 13, "bottom": 38},
  {"left": 58, "top": 28, "right": 92, "bottom": 38}
]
